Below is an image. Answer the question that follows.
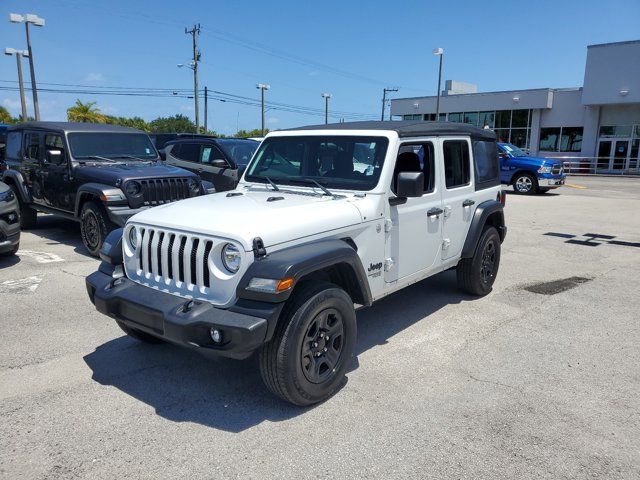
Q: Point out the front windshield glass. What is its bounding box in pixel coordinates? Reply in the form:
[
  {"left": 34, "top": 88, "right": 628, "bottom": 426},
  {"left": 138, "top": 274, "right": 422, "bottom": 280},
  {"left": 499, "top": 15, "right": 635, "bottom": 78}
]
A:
[
  {"left": 68, "top": 133, "right": 157, "bottom": 160},
  {"left": 500, "top": 143, "right": 527, "bottom": 157},
  {"left": 245, "top": 136, "right": 389, "bottom": 191},
  {"left": 217, "top": 139, "right": 258, "bottom": 166}
]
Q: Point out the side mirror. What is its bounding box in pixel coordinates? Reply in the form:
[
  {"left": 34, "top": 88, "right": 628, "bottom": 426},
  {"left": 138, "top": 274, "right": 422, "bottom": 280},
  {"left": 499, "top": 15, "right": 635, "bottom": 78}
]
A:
[
  {"left": 396, "top": 172, "right": 424, "bottom": 198},
  {"left": 159, "top": 149, "right": 166, "bottom": 161},
  {"left": 211, "top": 158, "right": 229, "bottom": 168},
  {"left": 46, "top": 150, "right": 64, "bottom": 165},
  {"left": 498, "top": 152, "right": 509, "bottom": 160}
]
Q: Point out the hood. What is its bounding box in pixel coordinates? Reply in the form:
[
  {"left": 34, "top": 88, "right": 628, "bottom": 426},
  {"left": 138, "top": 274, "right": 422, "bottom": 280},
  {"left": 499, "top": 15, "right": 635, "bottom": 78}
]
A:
[
  {"left": 73, "top": 163, "right": 196, "bottom": 186},
  {"left": 129, "top": 189, "right": 365, "bottom": 251},
  {"left": 509, "top": 155, "right": 563, "bottom": 167}
]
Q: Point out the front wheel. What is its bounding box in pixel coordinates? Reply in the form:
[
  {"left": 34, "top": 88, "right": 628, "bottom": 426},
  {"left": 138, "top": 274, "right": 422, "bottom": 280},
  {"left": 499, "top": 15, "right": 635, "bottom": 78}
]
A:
[
  {"left": 513, "top": 173, "right": 537, "bottom": 194},
  {"left": 456, "top": 226, "right": 501, "bottom": 296},
  {"left": 258, "top": 282, "right": 357, "bottom": 406},
  {"left": 80, "top": 201, "right": 116, "bottom": 257},
  {"left": 10, "top": 186, "right": 37, "bottom": 229}
]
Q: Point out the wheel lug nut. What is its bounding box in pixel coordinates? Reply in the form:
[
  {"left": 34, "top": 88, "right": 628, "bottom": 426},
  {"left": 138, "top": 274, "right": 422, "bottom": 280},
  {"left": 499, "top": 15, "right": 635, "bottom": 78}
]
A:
[
  {"left": 325, "top": 336, "right": 329, "bottom": 340},
  {"left": 313, "top": 342, "right": 318, "bottom": 347},
  {"left": 323, "top": 347, "right": 327, "bottom": 352}
]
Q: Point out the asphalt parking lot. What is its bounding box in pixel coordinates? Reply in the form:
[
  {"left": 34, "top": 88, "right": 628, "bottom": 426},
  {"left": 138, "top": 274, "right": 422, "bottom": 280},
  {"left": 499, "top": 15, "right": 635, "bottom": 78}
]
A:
[{"left": 1, "top": 176, "right": 639, "bottom": 479}]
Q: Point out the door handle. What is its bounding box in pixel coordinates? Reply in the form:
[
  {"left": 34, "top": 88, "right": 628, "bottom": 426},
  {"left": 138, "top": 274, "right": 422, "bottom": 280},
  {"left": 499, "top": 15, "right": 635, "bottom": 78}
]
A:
[
  {"left": 427, "top": 207, "right": 444, "bottom": 218},
  {"left": 462, "top": 199, "right": 475, "bottom": 207}
]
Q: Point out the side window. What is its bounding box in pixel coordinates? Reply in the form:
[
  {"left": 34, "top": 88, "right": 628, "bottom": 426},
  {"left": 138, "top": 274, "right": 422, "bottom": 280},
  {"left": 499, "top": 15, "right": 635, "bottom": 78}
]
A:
[
  {"left": 443, "top": 140, "right": 470, "bottom": 188},
  {"left": 396, "top": 142, "right": 436, "bottom": 193},
  {"left": 44, "top": 134, "right": 66, "bottom": 163},
  {"left": 5, "top": 131, "right": 22, "bottom": 159},
  {"left": 24, "top": 132, "right": 41, "bottom": 161},
  {"left": 472, "top": 140, "right": 499, "bottom": 190},
  {"left": 174, "top": 143, "right": 200, "bottom": 162}
]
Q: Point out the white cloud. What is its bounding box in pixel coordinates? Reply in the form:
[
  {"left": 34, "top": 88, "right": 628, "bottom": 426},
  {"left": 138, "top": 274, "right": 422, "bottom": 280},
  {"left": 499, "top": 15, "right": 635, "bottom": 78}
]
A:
[
  {"left": 267, "top": 117, "right": 279, "bottom": 124},
  {"left": 85, "top": 72, "right": 105, "bottom": 82}
]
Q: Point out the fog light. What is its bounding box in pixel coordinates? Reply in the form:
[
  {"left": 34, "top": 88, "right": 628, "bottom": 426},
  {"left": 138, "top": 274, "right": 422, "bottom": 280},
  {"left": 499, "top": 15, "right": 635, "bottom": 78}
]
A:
[{"left": 210, "top": 328, "right": 222, "bottom": 343}]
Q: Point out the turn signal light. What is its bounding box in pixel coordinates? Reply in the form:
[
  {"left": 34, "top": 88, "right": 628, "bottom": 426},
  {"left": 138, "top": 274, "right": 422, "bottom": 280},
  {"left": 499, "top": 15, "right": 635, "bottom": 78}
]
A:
[{"left": 276, "top": 278, "right": 295, "bottom": 292}]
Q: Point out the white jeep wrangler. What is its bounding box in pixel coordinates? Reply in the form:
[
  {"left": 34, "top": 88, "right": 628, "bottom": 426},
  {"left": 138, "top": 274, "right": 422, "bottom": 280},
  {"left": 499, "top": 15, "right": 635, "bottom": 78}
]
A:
[{"left": 86, "top": 121, "right": 506, "bottom": 405}]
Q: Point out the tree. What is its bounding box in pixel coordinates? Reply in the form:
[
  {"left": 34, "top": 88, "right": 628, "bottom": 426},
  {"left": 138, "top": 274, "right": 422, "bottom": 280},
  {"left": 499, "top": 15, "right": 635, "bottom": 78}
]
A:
[
  {"left": 234, "top": 128, "right": 268, "bottom": 138},
  {"left": 104, "top": 115, "right": 149, "bottom": 131},
  {"left": 67, "top": 100, "right": 106, "bottom": 123},
  {"left": 0, "top": 106, "right": 16, "bottom": 124},
  {"left": 148, "top": 114, "right": 196, "bottom": 133}
]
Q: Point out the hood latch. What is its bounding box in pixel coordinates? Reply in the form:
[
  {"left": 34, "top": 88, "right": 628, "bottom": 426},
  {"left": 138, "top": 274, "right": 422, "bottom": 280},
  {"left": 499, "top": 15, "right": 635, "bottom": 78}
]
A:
[{"left": 252, "top": 237, "right": 267, "bottom": 259}]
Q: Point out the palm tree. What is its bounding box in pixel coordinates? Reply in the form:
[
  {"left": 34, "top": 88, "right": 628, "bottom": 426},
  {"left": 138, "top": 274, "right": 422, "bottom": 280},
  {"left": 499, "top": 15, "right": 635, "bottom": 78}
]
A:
[
  {"left": 0, "top": 106, "right": 15, "bottom": 124},
  {"left": 67, "top": 100, "right": 106, "bottom": 123}
]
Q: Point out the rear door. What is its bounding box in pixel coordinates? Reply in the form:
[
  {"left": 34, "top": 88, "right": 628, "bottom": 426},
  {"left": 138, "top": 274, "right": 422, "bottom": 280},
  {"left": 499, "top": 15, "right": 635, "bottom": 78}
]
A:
[{"left": 439, "top": 138, "right": 475, "bottom": 260}]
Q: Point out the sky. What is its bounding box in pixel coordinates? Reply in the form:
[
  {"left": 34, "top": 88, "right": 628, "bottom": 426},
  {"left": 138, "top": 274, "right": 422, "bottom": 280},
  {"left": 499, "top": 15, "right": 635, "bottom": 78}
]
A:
[{"left": 1, "top": 0, "right": 639, "bottom": 135}]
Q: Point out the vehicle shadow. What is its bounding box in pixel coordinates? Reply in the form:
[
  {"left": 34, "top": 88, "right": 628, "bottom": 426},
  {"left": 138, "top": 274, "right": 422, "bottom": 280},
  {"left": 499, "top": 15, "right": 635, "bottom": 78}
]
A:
[
  {"left": 0, "top": 253, "right": 21, "bottom": 269},
  {"left": 83, "top": 270, "right": 470, "bottom": 432},
  {"left": 504, "top": 190, "right": 560, "bottom": 197},
  {"left": 26, "top": 215, "right": 93, "bottom": 258}
]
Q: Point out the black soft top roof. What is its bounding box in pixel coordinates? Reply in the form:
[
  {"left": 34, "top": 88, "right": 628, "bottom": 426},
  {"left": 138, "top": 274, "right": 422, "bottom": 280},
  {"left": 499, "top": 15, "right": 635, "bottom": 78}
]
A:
[
  {"left": 7, "top": 121, "right": 145, "bottom": 134},
  {"left": 283, "top": 120, "right": 496, "bottom": 140}
]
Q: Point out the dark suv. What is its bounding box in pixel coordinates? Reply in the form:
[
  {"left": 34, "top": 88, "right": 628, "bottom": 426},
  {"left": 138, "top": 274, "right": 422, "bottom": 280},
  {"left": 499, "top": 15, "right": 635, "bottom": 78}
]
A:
[
  {"left": 163, "top": 137, "right": 258, "bottom": 191},
  {"left": 1, "top": 122, "right": 203, "bottom": 256}
]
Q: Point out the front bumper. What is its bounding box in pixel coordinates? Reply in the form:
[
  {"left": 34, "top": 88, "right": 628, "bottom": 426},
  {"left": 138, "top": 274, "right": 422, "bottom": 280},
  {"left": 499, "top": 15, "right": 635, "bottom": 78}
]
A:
[
  {"left": 537, "top": 174, "right": 566, "bottom": 188},
  {"left": 86, "top": 270, "right": 283, "bottom": 359},
  {"left": 105, "top": 205, "right": 150, "bottom": 227},
  {"left": 0, "top": 205, "right": 20, "bottom": 253}
]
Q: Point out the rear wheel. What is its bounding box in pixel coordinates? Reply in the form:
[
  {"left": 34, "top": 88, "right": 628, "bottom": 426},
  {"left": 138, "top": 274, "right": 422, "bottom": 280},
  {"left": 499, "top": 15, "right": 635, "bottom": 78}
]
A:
[
  {"left": 10, "top": 186, "right": 37, "bottom": 229},
  {"left": 259, "top": 282, "right": 356, "bottom": 406},
  {"left": 513, "top": 173, "right": 537, "bottom": 194},
  {"left": 457, "top": 226, "right": 501, "bottom": 296},
  {"left": 116, "top": 321, "right": 164, "bottom": 344},
  {"left": 80, "top": 201, "right": 116, "bottom": 257}
]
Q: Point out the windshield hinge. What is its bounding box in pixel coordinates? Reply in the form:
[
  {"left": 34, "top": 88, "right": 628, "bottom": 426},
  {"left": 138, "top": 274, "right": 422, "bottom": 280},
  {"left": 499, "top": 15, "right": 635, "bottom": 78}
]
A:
[
  {"left": 384, "top": 219, "right": 393, "bottom": 233},
  {"left": 252, "top": 237, "right": 267, "bottom": 259}
]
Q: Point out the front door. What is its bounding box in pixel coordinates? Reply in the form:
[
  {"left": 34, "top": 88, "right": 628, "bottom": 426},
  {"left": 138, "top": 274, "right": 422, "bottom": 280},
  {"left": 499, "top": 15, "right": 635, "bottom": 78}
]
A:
[
  {"left": 385, "top": 140, "right": 443, "bottom": 283},
  {"left": 41, "top": 132, "right": 74, "bottom": 212},
  {"left": 440, "top": 138, "right": 475, "bottom": 260},
  {"left": 22, "top": 131, "right": 44, "bottom": 205}
]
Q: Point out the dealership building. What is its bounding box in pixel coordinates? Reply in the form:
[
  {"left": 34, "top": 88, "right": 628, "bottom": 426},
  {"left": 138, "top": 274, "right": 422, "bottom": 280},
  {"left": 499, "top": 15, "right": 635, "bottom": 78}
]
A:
[{"left": 390, "top": 40, "right": 640, "bottom": 174}]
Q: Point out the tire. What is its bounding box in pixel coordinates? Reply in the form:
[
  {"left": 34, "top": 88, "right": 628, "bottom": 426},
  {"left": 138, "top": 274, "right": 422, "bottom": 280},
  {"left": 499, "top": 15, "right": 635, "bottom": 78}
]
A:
[
  {"left": 80, "top": 201, "right": 116, "bottom": 257},
  {"left": 258, "top": 281, "right": 357, "bottom": 406},
  {"left": 512, "top": 173, "right": 537, "bottom": 194},
  {"left": 457, "top": 226, "right": 501, "bottom": 296},
  {"left": 116, "top": 321, "right": 164, "bottom": 344},
  {"left": 0, "top": 242, "right": 19, "bottom": 257},
  {"left": 9, "top": 186, "right": 37, "bottom": 229}
]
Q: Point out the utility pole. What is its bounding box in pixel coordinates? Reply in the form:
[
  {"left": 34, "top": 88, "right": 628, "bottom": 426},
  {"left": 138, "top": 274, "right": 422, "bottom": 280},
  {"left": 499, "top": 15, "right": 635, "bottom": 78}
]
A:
[
  {"left": 204, "top": 86, "right": 208, "bottom": 133},
  {"left": 433, "top": 48, "right": 444, "bottom": 121},
  {"left": 10, "top": 13, "right": 44, "bottom": 121},
  {"left": 321, "top": 93, "right": 331, "bottom": 124},
  {"left": 4, "top": 48, "right": 29, "bottom": 121},
  {"left": 256, "top": 83, "right": 270, "bottom": 135},
  {"left": 381, "top": 87, "right": 398, "bottom": 121},
  {"left": 185, "top": 24, "right": 201, "bottom": 131}
]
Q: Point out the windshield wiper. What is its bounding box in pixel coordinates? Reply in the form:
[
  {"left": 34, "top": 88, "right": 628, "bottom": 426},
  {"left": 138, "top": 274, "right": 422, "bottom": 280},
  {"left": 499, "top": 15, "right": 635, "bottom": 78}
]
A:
[
  {"left": 260, "top": 176, "right": 279, "bottom": 191},
  {"left": 292, "top": 177, "right": 335, "bottom": 197},
  {"left": 118, "top": 155, "right": 151, "bottom": 162},
  {"left": 78, "top": 155, "right": 117, "bottom": 163}
]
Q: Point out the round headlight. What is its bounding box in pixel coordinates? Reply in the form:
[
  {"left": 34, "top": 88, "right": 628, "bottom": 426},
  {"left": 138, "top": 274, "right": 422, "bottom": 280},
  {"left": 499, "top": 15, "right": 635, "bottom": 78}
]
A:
[
  {"left": 221, "top": 243, "right": 241, "bottom": 273},
  {"left": 187, "top": 178, "right": 200, "bottom": 193},
  {"left": 125, "top": 181, "right": 141, "bottom": 196},
  {"left": 128, "top": 226, "right": 138, "bottom": 250}
]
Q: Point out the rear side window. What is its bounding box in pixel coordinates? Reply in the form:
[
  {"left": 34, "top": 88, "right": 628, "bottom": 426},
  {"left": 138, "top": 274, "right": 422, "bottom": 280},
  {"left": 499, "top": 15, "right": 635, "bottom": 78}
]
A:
[
  {"left": 472, "top": 140, "right": 500, "bottom": 190},
  {"left": 173, "top": 143, "right": 200, "bottom": 162},
  {"left": 443, "top": 140, "right": 470, "bottom": 188},
  {"left": 5, "top": 131, "right": 22, "bottom": 159}
]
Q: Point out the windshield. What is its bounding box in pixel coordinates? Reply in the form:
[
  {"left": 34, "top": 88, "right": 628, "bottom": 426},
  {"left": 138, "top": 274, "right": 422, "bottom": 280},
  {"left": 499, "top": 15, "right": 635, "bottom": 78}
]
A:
[
  {"left": 499, "top": 143, "right": 527, "bottom": 157},
  {"left": 68, "top": 133, "right": 158, "bottom": 160},
  {"left": 245, "top": 136, "right": 388, "bottom": 191},
  {"left": 216, "top": 139, "right": 259, "bottom": 167}
]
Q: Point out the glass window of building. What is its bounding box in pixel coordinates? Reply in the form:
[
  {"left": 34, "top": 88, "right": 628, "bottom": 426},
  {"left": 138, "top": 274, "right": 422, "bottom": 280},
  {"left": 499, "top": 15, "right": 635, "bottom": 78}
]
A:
[
  {"left": 560, "top": 127, "right": 583, "bottom": 152},
  {"left": 494, "top": 129, "right": 510, "bottom": 143},
  {"left": 463, "top": 112, "right": 479, "bottom": 126},
  {"left": 511, "top": 109, "right": 530, "bottom": 128},
  {"left": 539, "top": 128, "right": 560, "bottom": 151},
  {"left": 599, "top": 125, "right": 633, "bottom": 138},
  {"left": 448, "top": 113, "right": 462, "bottom": 123},
  {"left": 510, "top": 129, "right": 529, "bottom": 149},
  {"left": 479, "top": 111, "right": 495, "bottom": 129},
  {"left": 495, "top": 111, "right": 511, "bottom": 129}
]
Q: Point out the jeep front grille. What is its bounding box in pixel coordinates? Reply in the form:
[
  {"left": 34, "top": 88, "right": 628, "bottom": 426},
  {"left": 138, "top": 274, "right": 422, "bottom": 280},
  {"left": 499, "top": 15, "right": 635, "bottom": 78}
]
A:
[
  {"left": 140, "top": 178, "right": 191, "bottom": 206},
  {"left": 135, "top": 226, "right": 213, "bottom": 290}
]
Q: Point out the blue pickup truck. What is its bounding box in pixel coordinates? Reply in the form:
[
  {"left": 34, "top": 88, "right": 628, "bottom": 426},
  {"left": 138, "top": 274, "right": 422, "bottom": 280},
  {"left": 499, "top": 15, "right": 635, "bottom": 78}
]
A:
[{"left": 498, "top": 142, "right": 566, "bottom": 194}]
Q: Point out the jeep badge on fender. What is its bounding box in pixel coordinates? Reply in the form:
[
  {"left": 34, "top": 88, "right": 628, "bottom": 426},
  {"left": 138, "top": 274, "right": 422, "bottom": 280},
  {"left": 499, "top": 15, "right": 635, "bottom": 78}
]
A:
[{"left": 86, "top": 120, "right": 507, "bottom": 406}]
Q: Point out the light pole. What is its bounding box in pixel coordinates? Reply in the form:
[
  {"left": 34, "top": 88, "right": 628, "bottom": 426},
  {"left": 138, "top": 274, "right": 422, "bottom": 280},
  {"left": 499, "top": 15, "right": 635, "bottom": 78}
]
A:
[
  {"left": 321, "top": 93, "right": 331, "bottom": 124},
  {"left": 257, "top": 83, "right": 270, "bottom": 135},
  {"left": 10, "top": 13, "right": 44, "bottom": 121},
  {"left": 381, "top": 87, "right": 398, "bottom": 121},
  {"left": 433, "top": 48, "right": 444, "bottom": 121},
  {"left": 183, "top": 24, "right": 201, "bottom": 132},
  {"left": 4, "top": 48, "right": 29, "bottom": 121}
]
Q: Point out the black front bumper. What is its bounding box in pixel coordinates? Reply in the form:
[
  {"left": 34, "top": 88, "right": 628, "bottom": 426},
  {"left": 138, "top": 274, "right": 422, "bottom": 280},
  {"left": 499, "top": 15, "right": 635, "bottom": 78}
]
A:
[
  {"left": 0, "top": 206, "right": 20, "bottom": 253},
  {"left": 86, "top": 270, "right": 283, "bottom": 359}
]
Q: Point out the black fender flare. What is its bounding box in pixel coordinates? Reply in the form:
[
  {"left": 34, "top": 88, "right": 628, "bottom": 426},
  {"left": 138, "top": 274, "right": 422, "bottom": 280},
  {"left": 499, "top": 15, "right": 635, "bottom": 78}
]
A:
[
  {"left": 75, "top": 183, "right": 126, "bottom": 217},
  {"left": 509, "top": 169, "right": 537, "bottom": 185},
  {"left": 461, "top": 200, "right": 506, "bottom": 258},
  {"left": 0, "top": 170, "right": 31, "bottom": 204},
  {"left": 236, "top": 238, "right": 372, "bottom": 307}
]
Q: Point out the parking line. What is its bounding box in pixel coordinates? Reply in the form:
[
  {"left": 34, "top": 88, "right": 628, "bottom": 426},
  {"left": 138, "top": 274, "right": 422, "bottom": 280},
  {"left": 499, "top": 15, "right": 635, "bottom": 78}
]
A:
[{"left": 565, "top": 183, "right": 587, "bottom": 189}]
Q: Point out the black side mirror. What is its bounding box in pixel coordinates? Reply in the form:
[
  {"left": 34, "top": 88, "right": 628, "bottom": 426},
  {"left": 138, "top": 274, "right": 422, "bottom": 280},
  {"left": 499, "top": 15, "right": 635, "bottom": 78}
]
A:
[
  {"left": 159, "top": 149, "right": 166, "bottom": 161},
  {"left": 211, "top": 158, "right": 229, "bottom": 168},
  {"left": 396, "top": 172, "right": 424, "bottom": 198},
  {"left": 46, "top": 150, "right": 64, "bottom": 165}
]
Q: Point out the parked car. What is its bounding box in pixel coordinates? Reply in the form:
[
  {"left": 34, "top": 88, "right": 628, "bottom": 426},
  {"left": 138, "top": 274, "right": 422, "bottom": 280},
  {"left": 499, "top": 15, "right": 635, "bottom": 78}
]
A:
[
  {"left": 1, "top": 122, "right": 203, "bottom": 256},
  {"left": 0, "top": 180, "right": 20, "bottom": 257},
  {"left": 498, "top": 142, "right": 566, "bottom": 194},
  {"left": 163, "top": 137, "right": 259, "bottom": 191},
  {"left": 149, "top": 132, "right": 216, "bottom": 151},
  {"left": 86, "top": 120, "right": 507, "bottom": 405},
  {"left": 0, "top": 124, "right": 9, "bottom": 169}
]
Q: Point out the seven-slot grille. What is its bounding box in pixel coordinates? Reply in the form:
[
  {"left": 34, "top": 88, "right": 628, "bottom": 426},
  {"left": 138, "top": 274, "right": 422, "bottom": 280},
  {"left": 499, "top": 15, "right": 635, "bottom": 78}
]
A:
[
  {"left": 140, "top": 178, "right": 192, "bottom": 206},
  {"left": 135, "top": 227, "right": 214, "bottom": 290},
  {"left": 551, "top": 164, "right": 563, "bottom": 174}
]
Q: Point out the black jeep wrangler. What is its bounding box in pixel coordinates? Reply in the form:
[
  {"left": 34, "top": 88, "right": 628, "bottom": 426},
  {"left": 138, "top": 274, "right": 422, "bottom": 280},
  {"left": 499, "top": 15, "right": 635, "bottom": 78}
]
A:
[{"left": 1, "top": 122, "right": 204, "bottom": 256}]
